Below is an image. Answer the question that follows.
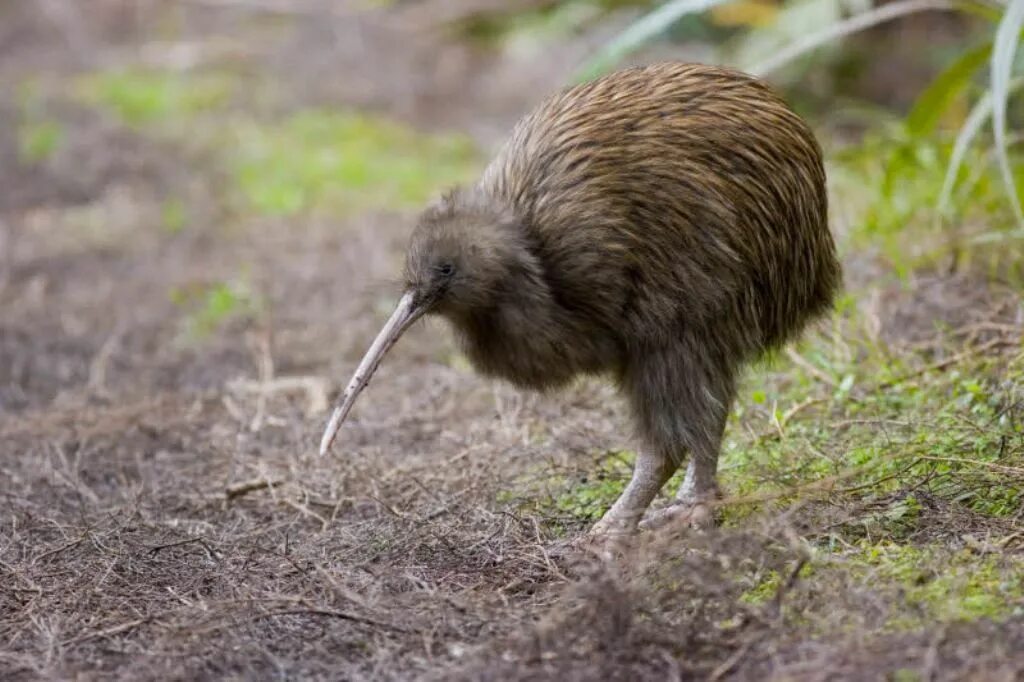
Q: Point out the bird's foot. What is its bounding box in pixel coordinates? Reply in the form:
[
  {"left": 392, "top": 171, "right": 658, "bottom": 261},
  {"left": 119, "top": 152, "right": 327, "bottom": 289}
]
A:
[
  {"left": 638, "top": 496, "right": 717, "bottom": 532},
  {"left": 576, "top": 514, "right": 639, "bottom": 560},
  {"left": 588, "top": 513, "right": 637, "bottom": 538}
]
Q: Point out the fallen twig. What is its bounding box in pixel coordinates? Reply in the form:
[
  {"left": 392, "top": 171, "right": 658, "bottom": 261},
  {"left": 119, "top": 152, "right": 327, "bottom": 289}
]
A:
[
  {"left": 87, "top": 327, "right": 123, "bottom": 396},
  {"left": 225, "top": 375, "right": 330, "bottom": 415},
  {"left": 62, "top": 617, "right": 150, "bottom": 646},
  {"left": 32, "top": 537, "right": 85, "bottom": 565},
  {"left": 767, "top": 556, "right": 807, "bottom": 622},
  {"left": 708, "top": 634, "right": 761, "bottom": 682},
  {"left": 242, "top": 607, "right": 415, "bottom": 634},
  {"left": 915, "top": 455, "right": 1024, "bottom": 477},
  {"left": 225, "top": 478, "right": 284, "bottom": 501},
  {"left": 147, "top": 537, "right": 221, "bottom": 562},
  {"left": 879, "top": 336, "right": 1011, "bottom": 389},
  {"left": 284, "top": 499, "right": 329, "bottom": 530},
  {"left": 785, "top": 347, "right": 837, "bottom": 387}
]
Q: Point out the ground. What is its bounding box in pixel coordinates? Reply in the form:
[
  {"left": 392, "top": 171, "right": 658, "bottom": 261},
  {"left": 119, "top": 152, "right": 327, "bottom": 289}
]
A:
[{"left": 1, "top": 2, "right": 1022, "bottom": 681}]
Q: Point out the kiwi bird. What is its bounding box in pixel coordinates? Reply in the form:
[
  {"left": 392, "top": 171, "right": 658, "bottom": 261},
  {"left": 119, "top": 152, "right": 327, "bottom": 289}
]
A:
[{"left": 319, "top": 62, "right": 841, "bottom": 536}]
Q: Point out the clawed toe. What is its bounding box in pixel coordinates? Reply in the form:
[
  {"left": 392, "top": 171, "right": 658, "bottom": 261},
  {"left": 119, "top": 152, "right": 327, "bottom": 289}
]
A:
[
  {"left": 571, "top": 498, "right": 716, "bottom": 562},
  {"left": 638, "top": 498, "right": 716, "bottom": 532},
  {"left": 572, "top": 514, "right": 639, "bottom": 559}
]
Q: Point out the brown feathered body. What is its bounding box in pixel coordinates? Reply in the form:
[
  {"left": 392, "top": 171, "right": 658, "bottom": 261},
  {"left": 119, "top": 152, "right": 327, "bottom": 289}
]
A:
[{"left": 393, "top": 62, "right": 839, "bottom": 530}]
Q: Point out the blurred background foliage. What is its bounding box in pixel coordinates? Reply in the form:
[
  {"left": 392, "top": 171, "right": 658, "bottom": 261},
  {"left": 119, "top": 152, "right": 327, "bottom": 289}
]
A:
[
  {"left": 7, "top": 0, "right": 1022, "bottom": 260},
  {"left": 450, "top": 0, "right": 1024, "bottom": 264},
  {"left": 4, "top": 0, "right": 1022, "bottom": 323}
]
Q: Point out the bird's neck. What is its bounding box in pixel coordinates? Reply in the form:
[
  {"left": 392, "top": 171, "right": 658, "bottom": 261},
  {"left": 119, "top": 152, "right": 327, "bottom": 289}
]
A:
[
  {"left": 446, "top": 273, "right": 622, "bottom": 391},
  {"left": 447, "top": 293, "right": 566, "bottom": 390}
]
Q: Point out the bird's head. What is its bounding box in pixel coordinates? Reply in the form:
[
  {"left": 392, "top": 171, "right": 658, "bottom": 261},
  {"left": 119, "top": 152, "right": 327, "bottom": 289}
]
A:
[
  {"left": 319, "top": 186, "right": 533, "bottom": 455},
  {"left": 403, "top": 186, "right": 528, "bottom": 318}
]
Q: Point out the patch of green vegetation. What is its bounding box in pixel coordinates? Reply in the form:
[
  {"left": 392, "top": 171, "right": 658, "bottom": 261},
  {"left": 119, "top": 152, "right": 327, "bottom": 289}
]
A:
[
  {"left": 455, "top": 1, "right": 637, "bottom": 45},
  {"left": 740, "top": 569, "right": 782, "bottom": 605},
  {"left": 552, "top": 451, "right": 634, "bottom": 521},
  {"left": 740, "top": 541, "right": 1023, "bottom": 629},
  {"left": 74, "top": 67, "right": 479, "bottom": 218},
  {"left": 228, "top": 110, "right": 479, "bottom": 216},
  {"left": 740, "top": 560, "right": 815, "bottom": 605},
  {"left": 720, "top": 329, "right": 1022, "bottom": 630},
  {"left": 719, "top": 323, "right": 1023, "bottom": 525},
  {"left": 160, "top": 198, "right": 188, "bottom": 234},
  {"left": 170, "top": 279, "right": 259, "bottom": 340},
  {"left": 504, "top": 313, "right": 1021, "bottom": 534},
  {"left": 495, "top": 452, "right": 633, "bottom": 529},
  {"left": 890, "top": 669, "right": 924, "bottom": 682},
  {"left": 17, "top": 119, "right": 64, "bottom": 163},
  {"left": 77, "top": 68, "right": 234, "bottom": 126},
  {"left": 498, "top": 450, "right": 689, "bottom": 529},
  {"left": 846, "top": 541, "right": 1024, "bottom": 626},
  {"left": 830, "top": 130, "right": 1024, "bottom": 276}
]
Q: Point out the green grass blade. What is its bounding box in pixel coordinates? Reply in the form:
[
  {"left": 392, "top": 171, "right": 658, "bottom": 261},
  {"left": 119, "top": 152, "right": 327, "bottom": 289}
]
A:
[
  {"left": 750, "top": 0, "right": 957, "bottom": 76},
  {"left": 990, "top": 0, "right": 1024, "bottom": 226},
  {"left": 906, "top": 41, "right": 992, "bottom": 136},
  {"left": 938, "top": 90, "right": 994, "bottom": 216},
  {"left": 573, "top": 0, "right": 731, "bottom": 82},
  {"left": 938, "top": 76, "right": 1024, "bottom": 216},
  {"left": 728, "top": 0, "right": 846, "bottom": 74},
  {"left": 958, "top": 0, "right": 1018, "bottom": 23}
]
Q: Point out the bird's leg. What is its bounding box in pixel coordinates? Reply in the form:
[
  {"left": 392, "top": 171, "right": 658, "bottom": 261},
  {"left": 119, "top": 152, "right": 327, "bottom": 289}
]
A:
[
  {"left": 589, "top": 449, "right": 678, "bottom": 537},
  {"left": 639, "top": 454, "right": 720, "bottom": 531},
  {"left": 676, "top": 455, "right": 720, "bottom": 507},
  {"left": 623, "top": 339, "right": 734, "bottom": 533}
]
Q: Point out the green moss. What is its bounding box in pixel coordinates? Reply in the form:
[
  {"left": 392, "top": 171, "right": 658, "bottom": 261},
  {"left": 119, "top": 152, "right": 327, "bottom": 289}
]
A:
[
  {"left": 17, "top": 119, "right": 64, "bottom": 163},
  {"left": 495, "top": 451, "right": 634, "bottom": 528},
  {"left": 170, "top": 279, "right": 259, "bottom": 341},
  {"left": 496, "top": 450, "right": 687, "bottom": 531},
  {"left": 74, "top": 66, "right": 480, "bottom": 217},
  {"left": 552, "top": 452, "right": 634, "bottom": 521},
  {"left": 77, "top": 68, "right": 234, "bottom": 126},
  {"left": 160, "top": 198, "right": 188, "bottom": 234},
  {"left": 739, "top": 541, "right": 1023, "bottom": 630},
  {"left": 740, "top": 569, "right": 782, "bottom": 605},
  {"left": 740, "top": 560, "right": 818, "bottom": 606},
  {"left": 846, "top": 541, "right": 1024, "bottom": 626},
  {"left": 228, "top": 110, "right": 480, "bottom": 216}
]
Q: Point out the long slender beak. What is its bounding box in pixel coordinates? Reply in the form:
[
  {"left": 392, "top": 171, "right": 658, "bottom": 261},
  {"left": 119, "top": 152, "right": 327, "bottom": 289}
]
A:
[{"left": 319, "top": 290, "right": 426, "bottom": 456}]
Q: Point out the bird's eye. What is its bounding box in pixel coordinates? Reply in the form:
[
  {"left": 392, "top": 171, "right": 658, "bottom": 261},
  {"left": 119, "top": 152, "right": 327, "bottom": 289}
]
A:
[{"left": 437, "top": 263, "right": 455, "bottom": 277}]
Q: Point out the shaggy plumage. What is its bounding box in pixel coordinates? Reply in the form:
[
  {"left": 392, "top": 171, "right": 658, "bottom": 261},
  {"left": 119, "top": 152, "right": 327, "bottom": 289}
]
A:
[{"left": 324, "top": 61, "right": 841, "bottom": 535}]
